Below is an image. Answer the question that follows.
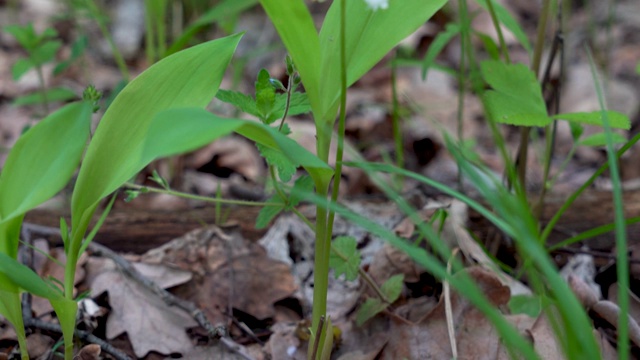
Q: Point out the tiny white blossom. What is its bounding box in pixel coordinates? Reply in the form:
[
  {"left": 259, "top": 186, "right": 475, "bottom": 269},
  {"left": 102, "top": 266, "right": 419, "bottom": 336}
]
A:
[{"left": 364, "top": 0, "right": 389, "bottom": 11}]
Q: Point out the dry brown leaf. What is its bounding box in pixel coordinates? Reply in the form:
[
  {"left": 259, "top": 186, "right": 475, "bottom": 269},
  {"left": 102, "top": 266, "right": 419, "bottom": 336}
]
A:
[
  {"left": 75, "top": 344, "right": 101, "bottom": 360},
  {"left": 383, "top": 267, "right": 513, "bottom": 359},
  {"left": 88, "top": 257, "right": 196, "bottom": 358},
  {"left": 527, "top": 313, "right": 566, "bottom": 360},
  {"left": 141, "top": 226, "right": 297, "bottom": 325},
  {"left": 26, "top": 333, "right": 53, "bottom": 359}
]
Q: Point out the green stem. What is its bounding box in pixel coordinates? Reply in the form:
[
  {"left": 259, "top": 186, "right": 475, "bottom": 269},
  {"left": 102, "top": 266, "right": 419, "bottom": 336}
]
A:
[
  {"left": 35, "top": 65, "right": 49, "bottom": 115},
  {"left": 485, "top": 0, "right": 511, "bottom": 64},
  {"left": 540, "top": 131, "right": 640, "bottom": 243},
  {"left": 390, "top": 52, "right": 403, "bottom": 189},
  {"left": 124, "top": 182, "right": 278, "bottom": 207},
  {"left": 515, "top": 0, "right": 551, "bottom": 188},
  {"left": 86, "top": 0, "right": 130, "bottom": 80},
  {"left": 310, "top": 1, "right": 347, "bottom": 358}
]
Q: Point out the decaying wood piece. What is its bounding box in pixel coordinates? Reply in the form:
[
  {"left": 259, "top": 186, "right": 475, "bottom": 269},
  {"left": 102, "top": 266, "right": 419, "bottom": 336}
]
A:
[{"left": 24, "top": 190, "right": 640, "bottom": 253}]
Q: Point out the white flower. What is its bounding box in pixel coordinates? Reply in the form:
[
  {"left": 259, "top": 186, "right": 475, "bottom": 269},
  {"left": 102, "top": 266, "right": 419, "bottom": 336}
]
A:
[{"left": 364, "top": 0, "right": 389, "bottom": 11}]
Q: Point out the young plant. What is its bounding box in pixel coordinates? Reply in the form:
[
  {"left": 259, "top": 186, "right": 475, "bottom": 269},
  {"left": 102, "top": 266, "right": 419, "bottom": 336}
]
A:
[
  {"left": 4, "top": 24, "right": 79, "bottom": 113},
  {"left": 0, "top": 101, "right": 93, "bottom": 359},
  {"left": 257, "top": 1, "right": 447, "bottom": 356}
]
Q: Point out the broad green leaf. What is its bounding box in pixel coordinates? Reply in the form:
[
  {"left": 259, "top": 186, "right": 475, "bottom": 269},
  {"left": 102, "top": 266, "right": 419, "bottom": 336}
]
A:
[
  {"left": 72, "top": 34, "right": 242, "bottom": 230},
  {"left": 255, "top": 196, "right": 284, "bottom": 229},
  {"left": 422, "top": 23, "right": 460, "bottom": 80},
  {"left": 473, "top": 0, "right": 532, "bottom": 55},
  {"left": 141, "top": 107, "right": 333, "bottom": 184},
  {"left": 255, "top": 69, "right": 276, "bottom": 123},
  {"left": 317, "top": 0, "right": 447, "bottom": 123},
  {"left": 12, "top": 87, "right": 77, "bottom": 106},
  {"left": 329, "top": 236, "right": 360, "bottom": 281},
  {"left": 0, "top": 102, "right": 92, "bottom": 223},
  {"left": 481, "top": 60, "right": 549, "bottom": 126},
  {"left": 577, "top": 132, "right": 627, "bottom": 147},
  {"left": 552, "top": 111, "right": 630, "bottom": 130},
  {"left": 258, "top": 0, "right": 321, "bottom": 120},
  {"left": 166, "top": 0, "right": 257, "bottom": 56}
]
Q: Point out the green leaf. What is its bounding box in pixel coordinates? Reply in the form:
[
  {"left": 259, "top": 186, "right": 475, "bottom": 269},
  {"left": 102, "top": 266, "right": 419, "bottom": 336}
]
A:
[
  {"left": 216, "top": 89, "right": 259, "bottom": 117},
  {"left": 258, "top": 0, "right": 321, "bottom": 120},
  {"left": 481, "top": 60, "right": 549, "bottom": 126},
  {"left": 255, "top": 196, "right": 285, "bottom": 229},
  {"left": 0, "top": 253, "right": 62, "bottom": 300},
  {"left": 54, "top": 35, "right": 88, "bottom": 75},
  {"left": 4, "top": 24, "right": 38, "bottom": 50},
  {"left": 508, "top": 294, "right": 542, "bottom": 317},
  {"left": 329, "top": 236, "right": 360, "bottom": 281},
  {"left": 165, "top": 0, "right": 257, "bottom": 56},
  {"left": 289, "top": 175, "right": 314, "bottom": 206},
  {"left": 255, "top": 69, "right": 276, "bottom": 123},
  {"left": 552, "top": 111, "right": 630, "bottom": 130},
  {"left": 422, "top": 23, "right": 460, "bottom": 80},
  {"left": 266, "top": 92, "right": 311, "bottom": 123},
  {"left": 30, "top": 40, "right": 61, "bottom": 66},
  {"left": 577, "top": 132, "right": 627, "bottom": 147},
  {"left": 141, "top": 108, "right": 332, "bottom": 185},
  {"left": 569, "top": 122, "right": 584, "bottom": 142},
  {"left": 71, "top": 34, "right": 243, "bottom": 238},
  {"left": 356, "top": 298, "right": 387, "bottom": 326},
  {"left": 318, "top": 0, "right": 447, "bottom": 123},
  {"left": 473, "top": 0, "right": 532, "bottom": 55},
  {"left": 11, "top": 58, "right": 34, "bottom": 80},
  {"left": 474, "top": 31, "right": 501, "bottom": 60},
  {"left": 258, "top": 143, "right": 297, "bottom": 182},
  {"left": 12, "top": 87, "right": 77, "bottom": 106},
  {"left": 381, "top": 274, "right": 404, "bottom": 302},
  {"left": 0, "top": 102, "right": 92, "bottom": 223}
]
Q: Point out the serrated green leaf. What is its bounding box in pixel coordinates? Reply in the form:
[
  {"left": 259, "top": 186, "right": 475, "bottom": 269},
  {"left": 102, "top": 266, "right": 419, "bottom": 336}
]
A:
[
  {"left": 256, "top": 69, "right": 276, "bottom": 123},
  {"left": 255, "top": 196, "right": 285, "bottom": 229},
  {"left": 552, "top": 111, "right": 630, "bottom": 130},
  {"left": 422, "top": 23, "right": 460, "bottom": 80},
  {"left": 481, "top": 60, "right": 549, "bottom": 126},
  {"left": 329, "top": 236, "right": 360, "bottom": 281},
  {"left": 216, "top": 89, "right": 259, "bottom": 117},
  {"left": 257, "top": 143, "right": 297, "bottom": 182},
  {"left": 577, "top": 132, "right": 627, "bottom": 147},
  {"left": 12, "top": 87, "right": 77, "bottom": 106},
  {"left": 381, "top": 274, "right": 404, "bottom": 302},
  {"left": 266, "top": 92, "right": 311, "bottom": 123},
  {"left": 356, "top": 298, "right": 387, "bottom": 326},
  {"left": 289, "top": 175, "right": 314, "bottom": 206}
]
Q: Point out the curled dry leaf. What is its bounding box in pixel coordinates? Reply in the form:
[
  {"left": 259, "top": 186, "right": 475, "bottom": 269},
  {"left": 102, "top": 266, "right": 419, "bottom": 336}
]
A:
[
  {"left": 592, "top": 300, "right": 640, "bottom": 348},
  {"left": 75, "top": 344, "right": 101, "bottom": 360},
  {"left": 568, "top": 274, "right": 599, "bottom": 308}
]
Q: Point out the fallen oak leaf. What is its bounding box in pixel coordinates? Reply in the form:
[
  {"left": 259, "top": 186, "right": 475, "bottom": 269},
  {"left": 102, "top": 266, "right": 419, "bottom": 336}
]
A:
[{"left": 88, "top": 258, "right": 196, "bottom": 358}]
